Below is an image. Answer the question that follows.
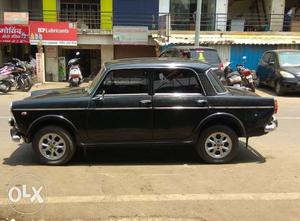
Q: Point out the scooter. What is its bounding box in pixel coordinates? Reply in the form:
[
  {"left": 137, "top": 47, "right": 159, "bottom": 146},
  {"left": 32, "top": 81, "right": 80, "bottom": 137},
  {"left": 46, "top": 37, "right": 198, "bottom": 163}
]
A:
[
  {"left": 236, "top": 56, "right": 256, "bottom": 92},
  {"left": 68, "top": 52, "right": 82, "bottom": 87}
]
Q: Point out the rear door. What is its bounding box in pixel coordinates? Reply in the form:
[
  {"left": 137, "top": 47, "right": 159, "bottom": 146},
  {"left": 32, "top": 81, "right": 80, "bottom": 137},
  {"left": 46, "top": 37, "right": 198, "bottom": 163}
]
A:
[{"left": 152, "top": 68, "right": 209, "bottom": 141}]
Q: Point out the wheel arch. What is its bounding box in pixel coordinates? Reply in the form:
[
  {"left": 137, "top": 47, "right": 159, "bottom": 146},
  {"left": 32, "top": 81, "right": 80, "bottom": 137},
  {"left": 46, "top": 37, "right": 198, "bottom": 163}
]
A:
[
  {"left": 195, "top": 112, "right": 247, "bottom": 138},
  {"left": 27, "top": 115, "right": 79, "bottom": 143}
]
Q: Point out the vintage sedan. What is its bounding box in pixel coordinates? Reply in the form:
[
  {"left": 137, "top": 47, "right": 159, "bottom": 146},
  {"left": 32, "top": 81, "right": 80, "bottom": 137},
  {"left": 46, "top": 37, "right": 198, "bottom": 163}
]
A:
[{"left": 9, "top": 58, "right": 278, "bottom": 165}]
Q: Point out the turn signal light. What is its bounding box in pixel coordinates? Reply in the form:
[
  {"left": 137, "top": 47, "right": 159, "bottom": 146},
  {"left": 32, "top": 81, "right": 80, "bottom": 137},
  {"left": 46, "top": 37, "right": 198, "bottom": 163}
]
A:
[{"left": 274, "top": 99, "right": 278, "bottom": 114}]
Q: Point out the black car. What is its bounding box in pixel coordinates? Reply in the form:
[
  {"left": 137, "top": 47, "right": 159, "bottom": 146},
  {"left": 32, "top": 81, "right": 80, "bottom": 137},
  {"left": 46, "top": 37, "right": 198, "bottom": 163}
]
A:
[
  {"left": 159, "top": 46, "right": 224, "bottom": 80},
  {"left": 256, "top": 49, "right": 300, "bottom": 95},
  {"left": 9, "top": 58, "right": 278, "bottom": 165}
]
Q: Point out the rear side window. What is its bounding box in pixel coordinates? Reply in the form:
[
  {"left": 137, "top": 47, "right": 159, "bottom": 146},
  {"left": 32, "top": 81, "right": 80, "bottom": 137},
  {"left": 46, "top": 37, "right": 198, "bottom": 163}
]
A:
[
  {"left": 206, "top": 70, "right": 227, "bottom": 93},
  {"left": 153, "top": 69, "right": 204, "bottom": 94},
  {"left": 102, "top": 69, "right": 148, "bottom": 94},
  {"left": 190, "top": 50, "right": 221, "bottom": 64}
]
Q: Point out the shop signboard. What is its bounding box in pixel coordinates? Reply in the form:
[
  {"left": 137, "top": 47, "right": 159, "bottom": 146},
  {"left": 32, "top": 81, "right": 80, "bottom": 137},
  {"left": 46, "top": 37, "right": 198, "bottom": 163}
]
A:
[
  {"left": 0, "top": 24, "right": 29, "bottom": 43},
  {"left": 4, "top": 12, "right": 29, "bottom": 25},
  {"left": 30, "top": 21, "right": 77, "bottom": 46},
  {"left": 36, "top": 53, "right": 45, "bottom": 83},
  {"left": 113, "top": 26, "right": 148, "bottom": 45}
]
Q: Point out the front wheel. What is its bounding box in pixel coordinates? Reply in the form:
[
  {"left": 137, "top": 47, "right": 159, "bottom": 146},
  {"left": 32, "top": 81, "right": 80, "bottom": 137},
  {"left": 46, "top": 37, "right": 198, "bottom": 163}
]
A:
[
  {"left": 275, "top": 81, "right": 284, "bottom": 96},
  {"left": 32, "top": 126, "right": 76, "bottom": 165},
  {"left": 196, "top": 125, "right": 238, "bottom": 164},
  {"left": 0, "top": 81, "right": 12, "bottom": 93},
  {"left": 21, "top": 75, "right": 33, "bottom": 92}
]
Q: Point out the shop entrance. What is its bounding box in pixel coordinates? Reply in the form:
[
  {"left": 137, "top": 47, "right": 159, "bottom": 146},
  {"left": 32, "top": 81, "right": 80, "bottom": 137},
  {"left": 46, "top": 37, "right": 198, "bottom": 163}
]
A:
[{"left": 63, "top": 48, "right": 101, "bottom": 79}]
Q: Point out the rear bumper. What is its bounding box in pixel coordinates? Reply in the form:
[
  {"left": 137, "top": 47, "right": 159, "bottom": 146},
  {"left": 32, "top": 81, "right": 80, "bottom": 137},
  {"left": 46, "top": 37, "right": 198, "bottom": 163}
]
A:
[{"left": 264, "top": 116, "right": 278, "bottom": 133}]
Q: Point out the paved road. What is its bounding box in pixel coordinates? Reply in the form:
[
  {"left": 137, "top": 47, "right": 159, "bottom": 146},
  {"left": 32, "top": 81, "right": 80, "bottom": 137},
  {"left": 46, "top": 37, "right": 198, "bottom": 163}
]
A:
[{"left": 0, "top": 84, "right": 299, "bottom": 221}]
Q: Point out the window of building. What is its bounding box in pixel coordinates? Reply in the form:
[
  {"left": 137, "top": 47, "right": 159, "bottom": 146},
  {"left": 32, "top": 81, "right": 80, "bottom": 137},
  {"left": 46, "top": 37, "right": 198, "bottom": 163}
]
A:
[
  {"left": 102, "top": 69, "right": 149, "bottom": 94},
  {"left": 60, "top": 0, "right": 100, "bottom": 29},
  {"left": 153, "top": 69, "right": 203, "bottom": 94}
]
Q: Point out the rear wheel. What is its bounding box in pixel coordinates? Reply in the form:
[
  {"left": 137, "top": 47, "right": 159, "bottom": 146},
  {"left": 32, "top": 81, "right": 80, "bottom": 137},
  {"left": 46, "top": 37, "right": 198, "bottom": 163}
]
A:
[
  {"left": 249, "top": 82, "right": 255, "bottom": 92},
  {"left": 196, "top": 125, "right": 238, "bottom": 164},
  {"left": 21, "top": 75, "right": 33, "bottom": 92},
  {"left": 32, "top": 126, "right": 76, "bottom": 165}
]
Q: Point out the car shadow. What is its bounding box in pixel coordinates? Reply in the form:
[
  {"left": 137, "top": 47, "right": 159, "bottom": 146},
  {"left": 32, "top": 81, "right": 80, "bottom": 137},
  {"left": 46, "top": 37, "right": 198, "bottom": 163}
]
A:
[
  {"left": 3, "top": 141, "right": 265, "bottom": 166},
  {"left": 258, "top": 85, "right": 300, "bottom": 97}
]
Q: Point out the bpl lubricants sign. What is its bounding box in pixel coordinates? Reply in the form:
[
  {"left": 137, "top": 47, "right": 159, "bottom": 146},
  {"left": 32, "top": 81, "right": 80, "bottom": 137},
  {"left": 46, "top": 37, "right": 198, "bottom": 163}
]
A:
[{"left": 29, "top": 21, "right": 77, "bottom": 46}]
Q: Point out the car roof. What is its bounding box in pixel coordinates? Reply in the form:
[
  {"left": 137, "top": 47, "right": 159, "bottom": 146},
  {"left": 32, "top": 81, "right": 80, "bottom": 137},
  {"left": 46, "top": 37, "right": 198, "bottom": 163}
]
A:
[
  {"left": 266, "top": 49, "right": 300, "bottom": 53},
  {"left": 104, "top": 57, "right": 211, "bottom": 72},
  {"left": 165, "top": 45, "right": 217, "bottom": 51}
]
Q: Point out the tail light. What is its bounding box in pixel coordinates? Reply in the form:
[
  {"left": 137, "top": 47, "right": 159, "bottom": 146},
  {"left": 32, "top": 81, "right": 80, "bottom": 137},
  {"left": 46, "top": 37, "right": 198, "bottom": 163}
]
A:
[
  {"left": 274, "top": 99, "right": 278, "bottom": 114},
  {"left": 219, "top": 63, "right": 224, "bottom": 71}
]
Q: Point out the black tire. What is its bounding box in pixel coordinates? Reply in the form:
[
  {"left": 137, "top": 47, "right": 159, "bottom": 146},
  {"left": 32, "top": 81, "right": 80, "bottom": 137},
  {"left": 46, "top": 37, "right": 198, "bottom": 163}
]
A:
[
  {"left": 196, "top": 125, "right": 238, "bottom": 164},
  {"left": 32, "top": 126, "right": 76, "bottom": 165},
  {"left": 275, "top": 81, "right": 284, "bottom": 96},
  {"left": 21, "top": 75, "right": 33, "bottom": 92},
  {"left": 255, "top": 76, "right": 262, "bottom": 88},
  {"left": 0, "top": 81, "right": 12, "bottom": 93},
  {"left": 249, "top": 82, "right": 255, "bottom": 93}
]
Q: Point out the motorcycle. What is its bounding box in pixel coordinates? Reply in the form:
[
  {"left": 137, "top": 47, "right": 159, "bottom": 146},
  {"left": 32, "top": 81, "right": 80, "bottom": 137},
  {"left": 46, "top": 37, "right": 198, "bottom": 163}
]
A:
[
  {"left": 0, "top": 58, "right": 33, "bottom": 92},
  {"left": 223, "top": 62, "right": 242, "bottom": 88},
  {"left": 236, "top": 56, "right": 256, "bottom": 92},
  {"left": 0, "top": 69, "right": 12, "bottom": 93},
  {"left": 68, "top": 52, "right": 82, "bottom": 87}
]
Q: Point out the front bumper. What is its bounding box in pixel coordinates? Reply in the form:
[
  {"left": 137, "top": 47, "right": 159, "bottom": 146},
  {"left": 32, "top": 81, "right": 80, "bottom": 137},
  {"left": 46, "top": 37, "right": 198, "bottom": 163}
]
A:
[
  {"left": 281, "top": 81, "right": 300, "bottom": 92},
  {"left": 264, "top": 116, "right": 278, "bottom": 133},
  {"left": 9, "top": 117, "right": 21, "bottom": 142}
]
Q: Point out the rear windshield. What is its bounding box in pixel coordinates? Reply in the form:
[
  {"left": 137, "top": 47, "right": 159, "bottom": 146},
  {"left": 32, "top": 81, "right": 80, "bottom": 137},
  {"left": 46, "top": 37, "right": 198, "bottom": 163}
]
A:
[{"left": 190, "top": 50, "right": 221, "bottom": 65}]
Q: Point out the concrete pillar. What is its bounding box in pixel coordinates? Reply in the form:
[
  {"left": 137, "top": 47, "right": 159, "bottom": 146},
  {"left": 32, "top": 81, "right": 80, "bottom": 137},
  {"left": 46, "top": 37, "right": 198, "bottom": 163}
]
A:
[
  {"left": 101, "top": 45, "right": 114, "bottom": 67},
  {"left": 215, "top": 0, "right": 228, "bottom": 31},
  {"left": 269, "top": 0, "right": 285, "bottom": 31},
  {"left": 45, "top": 46, "right": 59, "bottom": 82}
]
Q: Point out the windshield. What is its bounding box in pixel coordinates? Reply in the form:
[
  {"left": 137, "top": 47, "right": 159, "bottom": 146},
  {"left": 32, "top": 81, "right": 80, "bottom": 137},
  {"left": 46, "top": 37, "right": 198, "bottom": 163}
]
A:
[
  {"left": 278, "top": 52, "right": 300, "bottom": 67},
  {"left": 190, "top": 50, "right": 221, "bottom": 65},
  {"left": 206, "top": 70, "right": 227, "bottom": 93},
  {"left": 85, "top": 67, "right": 106, "bottom": 95}
]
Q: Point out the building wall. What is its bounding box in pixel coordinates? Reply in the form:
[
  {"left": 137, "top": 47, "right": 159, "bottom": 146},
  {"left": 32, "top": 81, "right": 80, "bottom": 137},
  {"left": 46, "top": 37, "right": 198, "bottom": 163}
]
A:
[
  {"left": 230, "top": 45, "right": 276, "bottom": 71},
  {"left": 113, "top": 0, "right": 159, "bottom": 29},
  {"left": 209, "top": 44, "right": 231, "bottom": 63},
  {"left": 114, "top": 45, "right": 156, "bottom": 59},
  {"left": 215, "top": 0, "right": 228, "bottom": 31}
]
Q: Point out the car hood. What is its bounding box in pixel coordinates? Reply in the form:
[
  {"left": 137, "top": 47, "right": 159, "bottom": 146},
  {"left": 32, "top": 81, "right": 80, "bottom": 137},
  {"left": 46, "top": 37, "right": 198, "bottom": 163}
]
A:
[
  {"left": 226, "top": 87, "right": 258, "bottom": 97},
  {"left": 26, "top": 87, "right": 88, "bottom": 99},
  {"left": 282, "top": 66, "right": 300, "bottom": 76}
]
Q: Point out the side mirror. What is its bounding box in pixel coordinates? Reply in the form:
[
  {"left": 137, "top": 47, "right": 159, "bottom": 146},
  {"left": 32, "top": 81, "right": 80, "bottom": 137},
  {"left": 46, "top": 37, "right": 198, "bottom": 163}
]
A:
[{"left": 92, "top": 90, "right": 105, "bottom": 101}]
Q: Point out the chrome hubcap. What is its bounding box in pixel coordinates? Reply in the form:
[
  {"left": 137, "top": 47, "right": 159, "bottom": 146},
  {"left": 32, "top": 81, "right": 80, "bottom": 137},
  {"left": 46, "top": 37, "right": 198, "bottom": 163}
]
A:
[
  {"left": 38, "top": 133, "right": 66, "bottom": 160},
  {"left": 205, "top": 132, "right": 232, "bottom": 159}
]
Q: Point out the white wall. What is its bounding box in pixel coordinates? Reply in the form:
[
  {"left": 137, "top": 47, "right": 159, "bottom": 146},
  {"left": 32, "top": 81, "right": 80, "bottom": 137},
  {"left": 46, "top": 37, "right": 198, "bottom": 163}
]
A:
[
  {"left": 45, "top": 46, "right": 59, "bottom": 82},
  {"left": 159, "top": 0, "right": 170, "bottom": 14},
  {"left": 215, "top": 0, "right": 228, "bottom": 31},
  {"left": 269, "top": 0, "right": 285, "bottom": 31}
]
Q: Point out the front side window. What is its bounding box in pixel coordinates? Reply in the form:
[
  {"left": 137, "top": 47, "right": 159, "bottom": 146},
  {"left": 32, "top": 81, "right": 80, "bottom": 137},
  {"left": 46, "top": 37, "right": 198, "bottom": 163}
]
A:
[
  {"left": 101, "top": 69, "right": 148, "bottom": 94},
  {"left": 262, "top": 53, "right": 271, "bottom": 63},
  {"left": 153, "top": 69, "right": 203, "bottom": 94}
]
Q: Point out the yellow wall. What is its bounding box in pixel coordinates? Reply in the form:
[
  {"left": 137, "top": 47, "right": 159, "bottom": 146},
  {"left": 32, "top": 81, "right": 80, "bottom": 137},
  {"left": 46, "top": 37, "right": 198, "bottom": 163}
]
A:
[
  {"left": 101, "top": 0, "right": 113, "bottom": 30},
  {"left": 43, "top": 0, "right": 57, "bottom": 22}
]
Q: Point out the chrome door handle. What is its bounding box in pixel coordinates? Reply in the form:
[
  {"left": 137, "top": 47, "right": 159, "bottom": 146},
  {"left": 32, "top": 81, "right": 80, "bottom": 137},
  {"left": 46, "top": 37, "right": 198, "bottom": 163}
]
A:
[
  {"left": 196, "top": 100, "right": 208, "bottom": 106},
  {"left": 139, "top": 99, "right": 152, "bottom": 106}
]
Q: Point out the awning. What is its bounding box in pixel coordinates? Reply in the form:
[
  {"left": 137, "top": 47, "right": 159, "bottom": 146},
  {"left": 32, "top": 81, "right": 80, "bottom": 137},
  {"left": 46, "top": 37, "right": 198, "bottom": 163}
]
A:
[{"left": 153, "top": 32, "right": 300, "bottom": 46}]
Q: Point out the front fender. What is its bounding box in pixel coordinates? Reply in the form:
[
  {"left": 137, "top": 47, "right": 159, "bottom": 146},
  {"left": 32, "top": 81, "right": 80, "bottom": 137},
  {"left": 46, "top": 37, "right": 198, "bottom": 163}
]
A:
[{"left": 26, "top": 115, "right": 78, "bottom": 142}]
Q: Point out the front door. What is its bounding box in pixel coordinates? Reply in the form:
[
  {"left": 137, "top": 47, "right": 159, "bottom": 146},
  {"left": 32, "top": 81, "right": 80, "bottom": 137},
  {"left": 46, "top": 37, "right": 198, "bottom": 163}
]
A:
[
  {"left": 152, "top": 68, "right": 208, "bottom": 141},
  {"left": 87, "top": 69, "right": 153, "bottom": 143}
]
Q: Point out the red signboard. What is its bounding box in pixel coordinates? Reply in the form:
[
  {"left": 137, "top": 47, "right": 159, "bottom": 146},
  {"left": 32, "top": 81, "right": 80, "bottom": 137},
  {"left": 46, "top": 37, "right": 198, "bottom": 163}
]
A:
[
  {"left": 0, "top": 24, "right": 29, "bottom": 44},
  {"left": 29, "top": 21, "right": 77, "bottom": 46}
]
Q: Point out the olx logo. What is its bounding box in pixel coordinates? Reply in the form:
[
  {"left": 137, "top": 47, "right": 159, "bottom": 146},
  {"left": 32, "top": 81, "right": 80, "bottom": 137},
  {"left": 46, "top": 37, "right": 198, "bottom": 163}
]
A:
[
  {"left": 7, "top": 174, "right": 47, "bottom": 214},
  {"left": 8, "top": 185, "right": 44, "bottom": 203}
]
